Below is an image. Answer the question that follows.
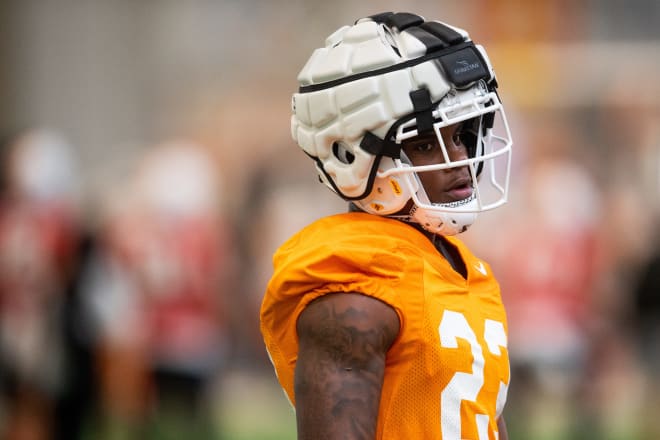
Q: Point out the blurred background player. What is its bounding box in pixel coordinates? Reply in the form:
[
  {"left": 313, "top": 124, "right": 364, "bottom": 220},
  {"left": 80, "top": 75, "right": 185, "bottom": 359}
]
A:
[
  {"left": 261, "top": 12, "right": 514, "bottom": 439},
  {"left": 77, "top": 141, "right": 234, "bottom": 439},
  {"left": 0, "top": 129, "right": 82, "bottom": 440}
]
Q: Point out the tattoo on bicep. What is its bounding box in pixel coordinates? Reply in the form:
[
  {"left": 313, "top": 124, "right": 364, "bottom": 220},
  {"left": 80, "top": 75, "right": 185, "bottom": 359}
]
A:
[{"left": 296, "top": 297, "right": 397, "bottom": 439}]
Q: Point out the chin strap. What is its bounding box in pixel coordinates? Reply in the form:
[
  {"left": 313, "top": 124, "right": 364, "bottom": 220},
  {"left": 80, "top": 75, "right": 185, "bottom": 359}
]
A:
[
  {"left": 384, "top": 203, "right": 418, "bottom": 224},
  {"left": 386, "top": 213, "right": 414, "bottom": 223}
]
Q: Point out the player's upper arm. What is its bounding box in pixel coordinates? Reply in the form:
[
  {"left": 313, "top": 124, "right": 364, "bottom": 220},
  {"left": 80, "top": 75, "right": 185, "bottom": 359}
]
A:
[{"left": 294, "top": 292, "right": 400, "bottom": 440}]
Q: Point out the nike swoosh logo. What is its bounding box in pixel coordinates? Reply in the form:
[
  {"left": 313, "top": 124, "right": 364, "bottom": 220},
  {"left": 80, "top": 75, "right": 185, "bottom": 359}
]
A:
[{"left": 474, "top": 261, "right": 487, "bottom": 276}]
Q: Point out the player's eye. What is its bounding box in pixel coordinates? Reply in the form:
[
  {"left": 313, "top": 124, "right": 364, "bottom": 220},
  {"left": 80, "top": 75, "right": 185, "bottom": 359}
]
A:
[
  {"left": 452, "top": 124, "right": 466, "bottom": 146},
  {"left": 414, "top": 142, "right": 435, "bottom": 153}
]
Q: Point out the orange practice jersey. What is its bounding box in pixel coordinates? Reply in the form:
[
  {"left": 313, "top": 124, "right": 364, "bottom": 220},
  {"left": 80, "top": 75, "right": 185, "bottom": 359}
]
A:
[{"left": 261, "top": 212, "right": 510, "bottom": 440}]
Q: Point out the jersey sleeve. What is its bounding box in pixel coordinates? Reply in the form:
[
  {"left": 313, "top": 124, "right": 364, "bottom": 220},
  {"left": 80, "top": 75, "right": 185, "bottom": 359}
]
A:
[
  {"left": 268, "top": 229, "right": 421, "bottom": 324},
  {"left": 260, "top": 224, "right": 424, "bottom": 401}
]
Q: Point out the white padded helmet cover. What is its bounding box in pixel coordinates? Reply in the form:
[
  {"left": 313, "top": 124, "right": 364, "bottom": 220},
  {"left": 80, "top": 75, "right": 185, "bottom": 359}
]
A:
[{"left": 290, "top": 13, "right": 510, "bottom": 233}]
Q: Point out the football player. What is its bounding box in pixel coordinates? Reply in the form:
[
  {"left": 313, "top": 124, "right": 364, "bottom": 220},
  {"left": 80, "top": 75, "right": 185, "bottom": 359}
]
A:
[{"left": 261, "top": 11, "right": 513, "bottom": 439}]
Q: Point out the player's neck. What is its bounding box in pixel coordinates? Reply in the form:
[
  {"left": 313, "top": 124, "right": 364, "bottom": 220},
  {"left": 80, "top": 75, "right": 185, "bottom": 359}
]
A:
[{"left": 432, "top": 233, "right": 467, "bottom": 279}]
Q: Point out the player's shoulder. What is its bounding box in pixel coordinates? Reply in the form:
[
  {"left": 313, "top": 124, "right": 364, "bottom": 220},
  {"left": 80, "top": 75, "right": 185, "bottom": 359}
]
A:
[{"left": 272, "top": 212, "right": 427, "bottom": 279}]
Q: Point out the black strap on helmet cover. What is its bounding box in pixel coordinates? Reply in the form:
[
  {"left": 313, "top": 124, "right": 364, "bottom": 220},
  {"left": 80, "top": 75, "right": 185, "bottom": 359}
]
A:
[
  {"left": 298, "top": 41, "right": 477, "bottom": 94},
  {"left": 409, "top": 88, "right": 435, "bottom": 135},
  {"left": 366, "top": 11, "right": 424, "bottom": 30},
  {"left": 359, "top": 131, "right": 400, "bottom": 159}
]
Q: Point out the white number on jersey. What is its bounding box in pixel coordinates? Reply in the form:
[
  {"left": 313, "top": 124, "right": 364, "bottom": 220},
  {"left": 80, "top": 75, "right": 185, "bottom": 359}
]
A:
[{"left": 439, "top": 310, "right": 509, "bottom": 440}]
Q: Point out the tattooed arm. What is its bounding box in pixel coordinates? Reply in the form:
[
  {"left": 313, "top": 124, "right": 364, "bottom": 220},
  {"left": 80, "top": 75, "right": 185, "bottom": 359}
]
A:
[{"left": 294, "top": 292, "right": 400, "bottom": 440}]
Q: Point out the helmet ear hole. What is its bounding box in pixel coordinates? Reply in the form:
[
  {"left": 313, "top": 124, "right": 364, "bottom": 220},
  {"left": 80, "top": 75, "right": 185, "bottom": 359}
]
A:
[{"left": 333, "top": 142, "right": 356, "bottom": 164}]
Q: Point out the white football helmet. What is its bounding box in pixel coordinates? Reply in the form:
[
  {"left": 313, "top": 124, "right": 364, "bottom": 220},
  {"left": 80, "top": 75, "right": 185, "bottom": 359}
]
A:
[{"left": 291, "top": 12, "right": 513, "bottom": 235}]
